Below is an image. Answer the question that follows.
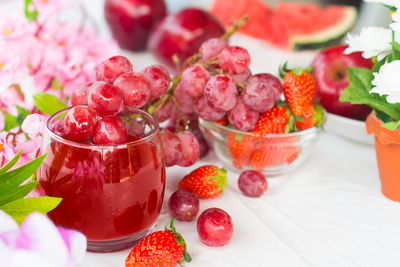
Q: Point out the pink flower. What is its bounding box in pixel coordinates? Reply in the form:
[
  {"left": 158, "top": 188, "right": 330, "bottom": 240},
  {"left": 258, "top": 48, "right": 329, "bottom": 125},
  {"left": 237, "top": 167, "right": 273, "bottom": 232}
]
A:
[
  {"left": 32, "top": 0, "right": 71, "bottom": 20},
  {"left": 0, "top": 211, "right": 86, "bottom": 267},
  {"left": 0, "top": 112, "right": 4, "bottom": 131},
  {"left": 0, "top": 84, "right": 26, "bottom": 115},
  {"left": 0, "top": 43, "right": 27, "bottom": 86},
  {"left": 0, "top": 12, "right": 33, "bottom": 42},
  {"left": 14, "top": 137, "right": 43, "bottom": 166},
  {"left": 21, "top": 114, "right": 47, "bottom": 139},
  {"left": 0, "top": 133, "right": 16, "bottom": 167}
]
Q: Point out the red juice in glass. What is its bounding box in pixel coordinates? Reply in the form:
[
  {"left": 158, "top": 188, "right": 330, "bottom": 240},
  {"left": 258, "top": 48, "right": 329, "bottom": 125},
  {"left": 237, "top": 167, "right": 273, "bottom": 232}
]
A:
[{"left": 38, "top": 107, "right": 166, "bottom": 252}]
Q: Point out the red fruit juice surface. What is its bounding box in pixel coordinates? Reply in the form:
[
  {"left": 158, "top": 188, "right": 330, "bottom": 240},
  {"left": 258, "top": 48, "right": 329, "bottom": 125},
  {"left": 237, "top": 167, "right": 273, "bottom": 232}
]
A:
[{"left": 39, "top": 135, "right": 165, "bottom": 241}]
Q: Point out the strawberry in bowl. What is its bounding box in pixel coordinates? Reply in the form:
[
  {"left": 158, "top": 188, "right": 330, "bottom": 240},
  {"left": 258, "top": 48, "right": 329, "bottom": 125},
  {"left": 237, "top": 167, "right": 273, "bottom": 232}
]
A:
[{"left": 198, "top": 63, "right": 325, "bottom": 176}]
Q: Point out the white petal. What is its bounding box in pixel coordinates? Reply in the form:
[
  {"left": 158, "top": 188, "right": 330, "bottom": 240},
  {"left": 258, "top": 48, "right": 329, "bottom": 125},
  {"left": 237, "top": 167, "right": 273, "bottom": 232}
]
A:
[
  {"left": 364, "top": 0, "right": 400, "bottom": 8},
  {"left": 57, "top": 227, "right": 87, "bottom": 266},
  {"left": 345, "top": 27, "right": 392, "bottom": 59},
  {"left": 0, "top": 210, "right": 18, "bottom": 233},
  {"left": 15, "top": 212, "right": 69, "bottom": 266},
  {"left": 5, "top": 250, "right": 58, "bottom": 267},
  {"left": 386, "top": 94, "right": 400, "bottom": 103}
]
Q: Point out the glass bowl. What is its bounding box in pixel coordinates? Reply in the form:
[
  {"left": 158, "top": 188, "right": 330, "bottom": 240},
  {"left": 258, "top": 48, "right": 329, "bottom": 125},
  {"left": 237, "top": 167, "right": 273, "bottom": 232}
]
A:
[
  {"left": 38, "top": 107, "right": 166, "bottom": 252},
  {"left": 198, "top": 118, "right": 323, "bottom": 176}
]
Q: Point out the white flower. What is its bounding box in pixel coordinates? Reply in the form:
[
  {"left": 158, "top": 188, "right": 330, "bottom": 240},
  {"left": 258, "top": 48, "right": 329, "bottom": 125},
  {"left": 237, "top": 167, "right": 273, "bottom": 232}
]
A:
[
  {"left": 345, "top": 27, "right": 393, "bottom": 60},
  {"left": 370, "top": 60, "right": 400, "bottom": 103},
  {"left": 390, "top": 10, "right": 400, "bottom": 32},
  {"left": 0, "top": 211, "right": 87, "bottom": 267},
  {"left": 364, "top": 0, "right": 400, "bottom": 8}
]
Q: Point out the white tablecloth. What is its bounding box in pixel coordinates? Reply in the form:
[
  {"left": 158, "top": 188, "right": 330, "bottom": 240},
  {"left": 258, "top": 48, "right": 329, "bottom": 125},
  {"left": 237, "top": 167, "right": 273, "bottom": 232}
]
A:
[{"left": 83, "top": 132, "right": 400, "bottom": 267}]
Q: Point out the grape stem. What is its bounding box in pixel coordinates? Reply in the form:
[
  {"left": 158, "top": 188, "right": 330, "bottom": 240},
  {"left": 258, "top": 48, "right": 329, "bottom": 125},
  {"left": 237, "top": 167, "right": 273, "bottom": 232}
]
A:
[{"left": 220, "top": 15, "right": 248, "bottom": 41}]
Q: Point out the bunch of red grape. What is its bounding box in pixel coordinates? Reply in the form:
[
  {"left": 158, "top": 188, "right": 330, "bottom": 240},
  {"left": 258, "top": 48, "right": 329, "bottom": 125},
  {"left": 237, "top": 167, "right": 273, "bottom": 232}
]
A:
[
  {"left": 67, "top": 55, "right": 201, "bottom": 167},
  {"left": 171, "top": 37, "right": 283, "bottom": 133}
]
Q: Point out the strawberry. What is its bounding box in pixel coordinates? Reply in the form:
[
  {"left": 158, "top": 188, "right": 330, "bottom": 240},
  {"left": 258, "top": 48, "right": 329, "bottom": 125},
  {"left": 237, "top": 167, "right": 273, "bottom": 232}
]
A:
[
  {"left": 280, "top": 63, "right": 316, "bottom": 116},
  {"left": 250, "top": 136, "right": 300, "bottom": 171},
  {"left": 215, "top": 116, "right": 228, "bottom": 126},
  {"left": 179, "top": 165, "right": 227, "bottom": 199},
  {"left": 227, "top": 132, "right": 254, "bottom": 169},
  {"left": 296, "top": 102, "right": 324, "bottom": 131},
  {"left": 251, "top": 104, "right": 294, "bottom": 138},
  {"left": 125, "top": 218, "right": 191, "bottom": 267}
]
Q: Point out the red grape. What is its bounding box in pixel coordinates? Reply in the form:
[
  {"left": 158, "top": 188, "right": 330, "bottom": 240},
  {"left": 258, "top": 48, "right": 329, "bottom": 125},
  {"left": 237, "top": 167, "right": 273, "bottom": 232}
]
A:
[
  {"left": 194, "top": 96, "right": 226, "bottom": 121},
  {"left": 197, "top": 207, "right": 233, "bottom": 247},
  {"left": 154, "top": 98, "right": 174, "bottom": 123},
  {"left": 181, "top": 65, "right": 209, "bottom": 98},
  {"left": 92, "top": 116, "right": 128, "bottom": 145},
  {"left": 204, "top": 74, "right": 237, "bottom": 112},
  {"left": 241, "top": 73, "right": 283, "bottom": 112},
  {"left": 168, "top": 188, "right": 199, "bottom": 222},
  {"left": 176, "top": 131, "right": 200, "bottom": 167},
  {"left": 173, "top": 83, "right": 195, "bottom": 115},
  {"left": 227, "top": 98, "right": 259, "bottom": 131},
  {"left": 63, "top": 106, "right": 96, "bottom": 142},
  {"left": 113, "top": 72, "right": 150, "bottom": 109},
  {"left": 140, "top": 64, "right": 170, "bottom": 101},
  {"left": 71, "top": 82, "right": 92, "bottom": 106},
  {"left": 238, "top": 170, "right": 267, "bottom": 197},
  {"left": 88, "top": 82, "right": 124, "bottom": 117},
  {"left": 219, "top": 46, "right": 250, "bottom": 74},
  {"left": 199, "top": 38, "right": 228, "bottom": 62},
  {"left": 96, "top": 55, "right": 133, "bottom": 83},
  {"left": 231, "top": 68, "right": 251, "bottom": 84},
  {"left": 160, "top": 130, "right": 182, "bottom": 167}
]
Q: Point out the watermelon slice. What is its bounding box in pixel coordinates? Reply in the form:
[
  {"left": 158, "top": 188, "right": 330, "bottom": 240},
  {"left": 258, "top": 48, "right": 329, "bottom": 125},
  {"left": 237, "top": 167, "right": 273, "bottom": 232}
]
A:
[{"left": 211, "top": 0, "right": 357, "bottom": 50}]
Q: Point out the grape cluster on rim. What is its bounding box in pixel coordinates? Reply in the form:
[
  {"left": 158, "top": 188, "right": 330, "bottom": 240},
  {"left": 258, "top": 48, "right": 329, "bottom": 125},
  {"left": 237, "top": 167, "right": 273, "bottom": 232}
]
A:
[{"left": 66, "top": 55, "right": 201, "bottom": 167}]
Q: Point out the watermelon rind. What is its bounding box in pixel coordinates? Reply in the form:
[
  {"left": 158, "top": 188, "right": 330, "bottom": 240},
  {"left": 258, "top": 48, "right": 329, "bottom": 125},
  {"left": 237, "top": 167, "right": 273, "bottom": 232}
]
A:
[{"left": 291, "top": 6, "right": 357, "bottom": 50}]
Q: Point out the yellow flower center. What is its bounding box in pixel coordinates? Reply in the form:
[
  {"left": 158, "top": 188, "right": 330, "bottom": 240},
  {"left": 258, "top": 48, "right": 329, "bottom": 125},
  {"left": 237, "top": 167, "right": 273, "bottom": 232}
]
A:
[
  {"left": 2, "top": 28, "right": 12, "bottom": 36},
  {"left": 0, "top": 62, "right": 4, "bottom": 70},
  {"left": 0, "top": 144, "right": 3, "bottom": 152}
]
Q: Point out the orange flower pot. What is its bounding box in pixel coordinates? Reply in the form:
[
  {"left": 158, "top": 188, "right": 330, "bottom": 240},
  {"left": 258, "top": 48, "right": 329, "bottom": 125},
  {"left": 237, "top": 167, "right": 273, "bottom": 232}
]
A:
[{"left": 366, "top": 112, "right": 400, "bottom": 201}]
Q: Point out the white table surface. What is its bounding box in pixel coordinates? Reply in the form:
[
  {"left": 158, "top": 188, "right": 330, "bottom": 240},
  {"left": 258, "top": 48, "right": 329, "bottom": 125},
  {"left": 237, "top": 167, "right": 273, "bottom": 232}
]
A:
[{"left": 2, "top": 0, "right": 400, "bottom": 266}]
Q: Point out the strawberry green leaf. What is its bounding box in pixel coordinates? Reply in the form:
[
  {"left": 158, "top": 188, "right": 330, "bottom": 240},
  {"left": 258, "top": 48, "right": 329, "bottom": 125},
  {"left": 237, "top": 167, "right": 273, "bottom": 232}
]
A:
[
  {"left": 0, "top": 197, "right": 61, "bottom": 224},
  {"left": 33, "top": 93, "right": 67, "bottom": 115},
  {"left": 211, "top": 167, "right": 227, "bottom": 190}
]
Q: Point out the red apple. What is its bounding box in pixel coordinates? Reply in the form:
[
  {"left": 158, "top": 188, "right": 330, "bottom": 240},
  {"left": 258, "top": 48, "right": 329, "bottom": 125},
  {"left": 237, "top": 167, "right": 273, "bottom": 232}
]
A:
[
  {"left": 148, "top": 8, "right": 225, "bottom": 71},
  {"left": 104, "top": 0, "right": 167, "bottom": 51},
  {"left": 311, "top": 44, "right": 374, "bottom": 121}
]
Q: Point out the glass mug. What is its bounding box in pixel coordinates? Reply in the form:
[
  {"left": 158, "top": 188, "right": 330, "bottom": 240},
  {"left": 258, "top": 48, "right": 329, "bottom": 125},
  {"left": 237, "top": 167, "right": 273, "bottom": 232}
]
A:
[{"left": 38, "top": 107, "right": 166, "bottom": 252}]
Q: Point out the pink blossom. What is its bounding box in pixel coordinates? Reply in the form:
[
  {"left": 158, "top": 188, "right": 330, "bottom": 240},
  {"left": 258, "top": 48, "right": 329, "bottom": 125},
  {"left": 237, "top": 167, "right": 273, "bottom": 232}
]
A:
[
  {"left": 0, "top": 84, "right": 26, "bottom": 115},
  {"left": 0, "top": 12, "right": 33, "bottom": 42},
  {"left": 32, "top": 0, "right": 71, "bottom": 20},
  {"left": 0, "top": 112, "right": 4, "bottom": 131},
  {"left": 0, "top": 211, "right": 86, "bottom": 267},
  {"left": 0, "top": 133, "right": 16, "bottom": 167},
  {"left": 14, "top": 137, "right": 43, "bottom": 166},
  {"left": 0, "top": 43, "right": 27, "bottom": 86},
  {"left": 21, "top": 114, "right": 47, "bottom": 139}
]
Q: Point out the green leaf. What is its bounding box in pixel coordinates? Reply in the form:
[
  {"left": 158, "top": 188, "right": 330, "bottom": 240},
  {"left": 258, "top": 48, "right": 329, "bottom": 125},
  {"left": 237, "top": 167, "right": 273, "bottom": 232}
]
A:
[
  {"left": 381, "top": 120, "right": 400, "bottom": 130},
  {"left": 340, "top": 67, "right": 400, "bottom": 120},
  {"left": 33, "top": 93, "right": 67, "bottom": 115},
  {"left": 0, "top": 197, "right": 61, "bottom": 224},
  {"left": 16, "top": 105, "right": 30, "bottom": 125},
  {"left": 0, "top": 150, "right": 22, "bottom": 174},
  {"left": 0, "top": 154, "right": 46, "bottom": 196},
  {"left": 24, "top": 0, "right": 38, "bottom": 22},
  {"left": 3, "top": 113, "right": 19, "bottom": 131},
  {"left": 0, "top": 182, "right": 37, "bottom": 206},
  {"left": 372, "top": 56, "right": 387, "bottom": 73}
]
